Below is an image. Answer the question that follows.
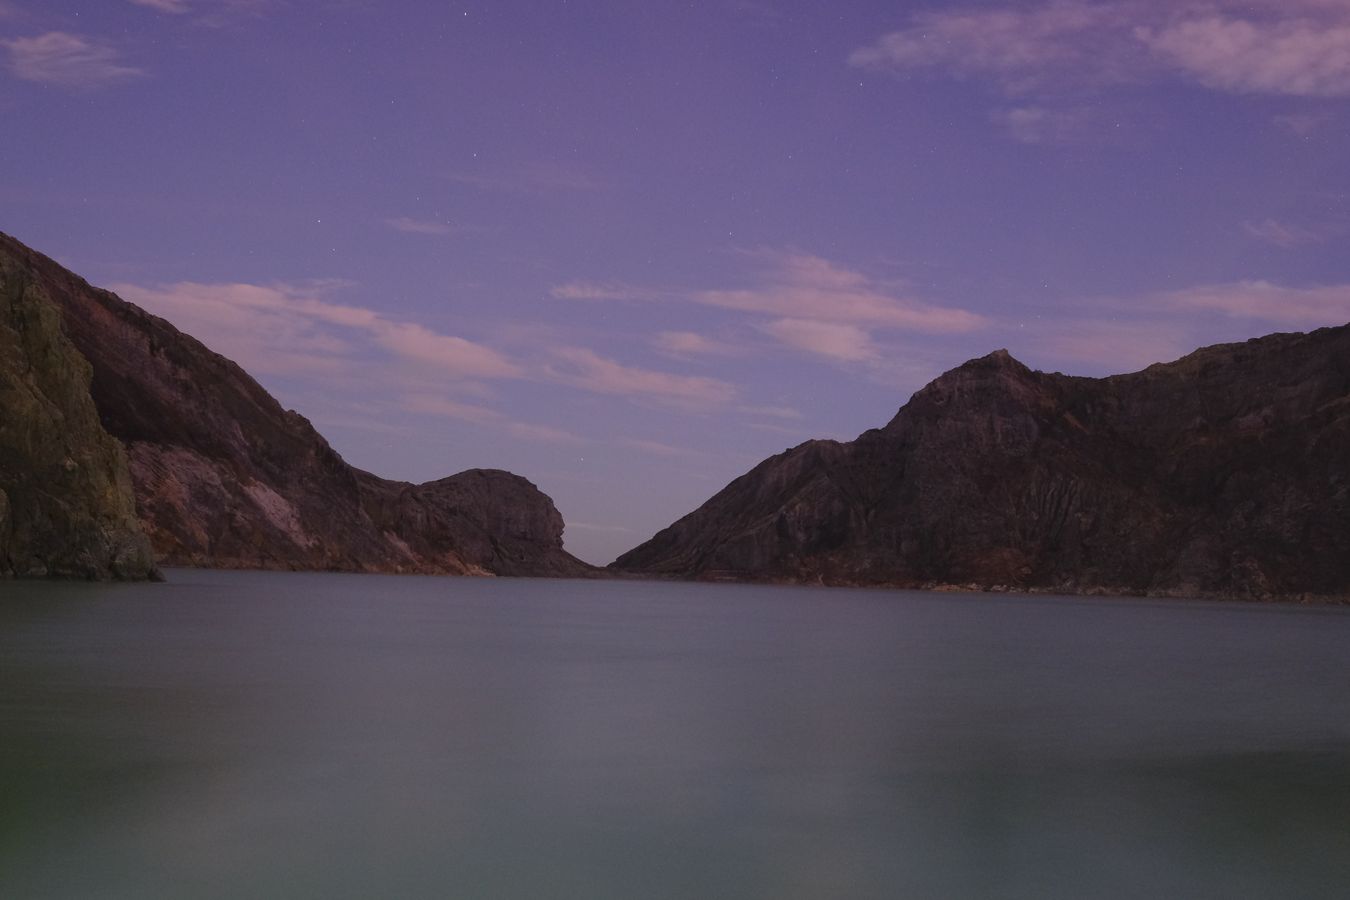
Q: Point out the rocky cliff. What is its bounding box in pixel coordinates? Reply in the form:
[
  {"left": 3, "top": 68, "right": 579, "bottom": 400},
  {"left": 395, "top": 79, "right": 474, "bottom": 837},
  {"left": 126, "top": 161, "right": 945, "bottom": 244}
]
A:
[
  {"left": 0, "top": 243, "right": 158, "bottom": 579},
  {"left": 0, "top": 231, "right": 592, "bottom": 578},
  {"left": 613, "top": 328, "right": 1350, "bottom": 602}
]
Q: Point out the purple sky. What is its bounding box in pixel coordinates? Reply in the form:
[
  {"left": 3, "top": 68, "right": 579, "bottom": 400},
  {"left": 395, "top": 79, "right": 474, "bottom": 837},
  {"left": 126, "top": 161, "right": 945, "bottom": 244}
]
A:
[{"left": 4, "top": 0, "right": 1350, "bottom": 564}]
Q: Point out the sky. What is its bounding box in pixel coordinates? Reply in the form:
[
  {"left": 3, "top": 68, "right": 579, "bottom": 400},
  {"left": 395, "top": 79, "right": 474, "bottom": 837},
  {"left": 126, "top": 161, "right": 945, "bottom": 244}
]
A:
[{"left": 4, "top": 0, "right": 1350, "bottom": 565}]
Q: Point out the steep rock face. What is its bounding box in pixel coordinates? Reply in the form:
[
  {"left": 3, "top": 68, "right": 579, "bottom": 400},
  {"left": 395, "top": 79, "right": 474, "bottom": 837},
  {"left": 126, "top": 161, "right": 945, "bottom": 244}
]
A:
[
  {"left": 356, "top": 468, "right": 584, "bottom": 577},
  {"left": 614, "top": 329, "right": 1350, "bottom": 601},
  {"left": 0, "top": 231, "right": 592, "bottom": 577},
  {"left": 0, "top": 242, "right": 158, "bottom": 579}
]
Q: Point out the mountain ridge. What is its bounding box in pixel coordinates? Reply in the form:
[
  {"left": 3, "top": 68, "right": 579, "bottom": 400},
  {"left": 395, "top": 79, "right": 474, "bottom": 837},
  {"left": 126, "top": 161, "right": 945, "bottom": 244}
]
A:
[
  {"left": 0, "top": 231, "right": 593, "bottom": 578},
  {"left": 613, "top": 325, "right": 1350, "bottom": 602}
]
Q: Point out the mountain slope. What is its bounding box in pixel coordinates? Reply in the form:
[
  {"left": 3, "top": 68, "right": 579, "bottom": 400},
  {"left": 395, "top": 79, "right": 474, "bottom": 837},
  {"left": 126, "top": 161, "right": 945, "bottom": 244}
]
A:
[
  {"left": 0, "top": 231, "right": 592, "bottom": 577},
  {"left": 0, "top": 243, "right": 158, "bottom": 579},
  {"left": 613, "top": 329, "right": 1350, "bottom": 601}
]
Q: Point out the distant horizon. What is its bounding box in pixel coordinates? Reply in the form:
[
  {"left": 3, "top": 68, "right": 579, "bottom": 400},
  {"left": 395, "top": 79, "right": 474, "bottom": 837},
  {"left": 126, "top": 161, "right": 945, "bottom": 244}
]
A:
[{"left": 5, "top": 0, "right": 1350, "bottom": 562}]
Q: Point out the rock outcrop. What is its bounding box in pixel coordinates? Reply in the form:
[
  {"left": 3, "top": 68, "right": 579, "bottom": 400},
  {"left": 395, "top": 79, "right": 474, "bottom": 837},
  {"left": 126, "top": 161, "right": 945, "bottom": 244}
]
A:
[
  {"left": 0, "top": 242, "right": 158, "bottom": 579},
  {"left": 0, "top": 231, "right": 592, "bottom": 578},
  {"left": 613, "top": 329, "right": 1350, "bottom": 602}
]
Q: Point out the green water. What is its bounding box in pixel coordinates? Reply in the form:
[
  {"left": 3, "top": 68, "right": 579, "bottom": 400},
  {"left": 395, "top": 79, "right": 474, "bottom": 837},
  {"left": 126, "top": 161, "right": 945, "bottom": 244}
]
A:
[{"left": 2, "top": 570, "right": 1348, "bottom": 898}]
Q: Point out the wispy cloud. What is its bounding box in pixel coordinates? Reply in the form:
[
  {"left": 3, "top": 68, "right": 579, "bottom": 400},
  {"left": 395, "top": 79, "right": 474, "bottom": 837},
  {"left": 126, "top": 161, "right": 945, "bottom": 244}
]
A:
[
  {"left": 739, "top": 404, "right": 803, "bottom": 420},
  {"left": 696, "top": 251, "right": 986, "bottom": 332},
  {"left": 758, "top": 318, "right": 877, "bottom": 362},
  {"left": 546, "top": 347, "right": 737, "bottom": 409},
  {"left": 1273, "top": 111, "right": 1335, "bottom": 137},
  {"left": 1139, "top": 14, "right": 1350, "bottom": 98},
  {"left": 402, "top": 394, "right": 585, "bottom": 444},
  {"left": 128, "top": 0, "right": 191, "bottom": 12},
  {"left": 991, "top": 105, "right": 1088, "bottom": 144},
  {"left": 557, "top": 250, "right": 985, "bottom": 369},
  {"left": 1158, "top": 280, "right": 1350, "bottom": 326},
  {"left": 2, "top": 32, "right": 144, "bottom": 88},
  {"left": 851, "top": 1, "right": 1350, "bottom": 123},
  {"left": 653, "top": 330, "right": 739, "bottom": 357},
  {"left": 374, "top": 321, "right": 523, "bottom": 378},
  {"left": 550, "top": 281, "right": 658, "bottom": 302},
  {"left": 849, "top": 2, "right": 1126, "bottom": 92},
  {"left": 195, "top": 0, "right": 278, "bottom": 27},
  {"left": 110, "top": 280, "right": 523, "bottom": 381},
  {"left": 401, "top": 394, "right": 503, "bottom": 424},
  {"left": 1022, "top": 319, "right": 1196, "bottom": 372},
  {"left": 567, "top": 521, "right": 633, "bottom": 534},
  {"left": 383, "top": 216, "right": 486, "bottom": 236},
  {"left": 1019, "top": 273, "right": 1350, "bottom": 374},
  {"left": 1243, "top": 218, "right": 1326, "bottom": 248},
  {"left": 506, "top": 421, "right": 587, "bottom": 445}
]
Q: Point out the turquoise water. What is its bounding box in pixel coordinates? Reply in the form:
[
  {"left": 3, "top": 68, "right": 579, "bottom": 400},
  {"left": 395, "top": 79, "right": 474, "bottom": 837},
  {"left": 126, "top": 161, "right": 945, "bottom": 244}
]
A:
[{"left": 2, "top": 570, "right": 1348, "bottom": 899}]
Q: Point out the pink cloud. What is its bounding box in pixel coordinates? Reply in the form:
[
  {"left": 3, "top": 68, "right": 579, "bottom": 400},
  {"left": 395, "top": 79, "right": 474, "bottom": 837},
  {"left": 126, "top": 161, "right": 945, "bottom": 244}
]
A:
[
  {"left": 739, "top": 404, "right": 803, "bottom": 420},
  {"left": 3, "top": 32, "right": 144, "bottom": 87},
  {"left": 1273, "top": 111, "right": 1335, "bottom": 136},
  {"left": 373, "top": 322, "right": 522, "bottom": 379},
  {"left": 1242, "top": 218, "right": 1325, "bottom": 248},
  {"left": 401, "top": 395, "right": 503, "bottom": 424},
  {"left": 759, "top": 318, "right": 877, "bottom": 362},
  {"left": 550, "top": 281, "right": 659, "bottom": 301},
  {"left": 1023, "top": 320, "right": 1195, "bottom": 372},
  {"left": 110, "top": 280, "right": 523, "bottom": 381},
  {"left": 1159, "top": 280, "right": 1350, "bottom": 325},
  {"left": 849, "top": 2, "right": 1125, "bottom": 90},
  {"left": 991, "top": 105, "right": 1090, "bottom": 144},
  {"left": 547, "top": 347, "right": 737, "bottom": 409},
  {"left": 402, "top": 395, "right": 586, "bottom": 445},
  {"left": 851, "top": 1, "right": 1350, "bottom": 108},
  {"left": 1139, "top": 15, "right": 1350, "bottom": 97},
  {"left": 653, "top": 330, "right": 739, "bottom": 357},
  {"left": 506, "top": 422, "right": 587, "bottom": 445},
  {"left": 696, "top": 252, "right": 986, "bottom": 332},
  {"left": 128, "top": 0, "right": 190, "bottom": 12}
]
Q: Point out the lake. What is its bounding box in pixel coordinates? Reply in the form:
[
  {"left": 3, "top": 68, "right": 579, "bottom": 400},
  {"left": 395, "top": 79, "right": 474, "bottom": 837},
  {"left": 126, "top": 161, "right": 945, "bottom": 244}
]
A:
[{"left": 2, "top": 570, "right": 1348, "bottom": 898}]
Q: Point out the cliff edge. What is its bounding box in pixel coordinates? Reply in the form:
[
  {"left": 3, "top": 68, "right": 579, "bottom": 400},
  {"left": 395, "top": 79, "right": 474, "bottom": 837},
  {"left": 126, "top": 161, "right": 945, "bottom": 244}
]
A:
[{"left": 0, "top": 242, "right": 158, "bottom": 579}]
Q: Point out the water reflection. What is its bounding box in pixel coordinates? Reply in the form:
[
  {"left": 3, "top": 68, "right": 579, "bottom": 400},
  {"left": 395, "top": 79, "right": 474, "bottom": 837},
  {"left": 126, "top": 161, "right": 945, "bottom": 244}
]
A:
[{"left": 2, "top": 572, "right": 1348, "bottom": 898}]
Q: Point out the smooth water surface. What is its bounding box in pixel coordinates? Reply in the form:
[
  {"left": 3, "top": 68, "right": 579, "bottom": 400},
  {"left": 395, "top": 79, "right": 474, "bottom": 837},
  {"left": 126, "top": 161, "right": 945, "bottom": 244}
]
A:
[{"left": 2, "top": 570, "right": 1348, "bottom": 899}]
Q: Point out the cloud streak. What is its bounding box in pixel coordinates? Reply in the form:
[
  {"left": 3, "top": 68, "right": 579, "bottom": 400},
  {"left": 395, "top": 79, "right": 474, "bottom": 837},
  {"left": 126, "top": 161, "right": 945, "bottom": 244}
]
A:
[
  {"left": 555, "top": 250, "right": 986, "bottom": 368},
  {"left": 1158, "top": 280, "right": 1350, "bottom": 326},
  {"left": 128, "top": 0, "right": 191, "bottom": 12},
  {"left": 849, "top": 2, "right": 1127, "bottom": 90},
  {"left": 851, "top": 1, "right": 1350, "bottom": 107},
  {"left": 653, "top": 330, "right": 740, "bottom": 357},
  {"left": 3, "top": 32, "right": 144, "bottom": 88},
  {"left": 403, "top": 394, "right": 585, "bottom": 444},
  {"left": 547, "top": 347, "right": 737, "bottom": 409},
  {"left": 759, "top": 318, "right": 877, "bottom": 362},
  {"left": 1243, "top": 218, "right": 1325, "bottom": 248},
  {"left": 110, "top": 281, "right": 523, "bottom": 380},
  {"left": 1139, "top": 15, "right": 1350, "bottom": 98},
  {"left": 550, "top": 281, "right": 659, "bottom": 302},
  {"left": 383, "top": 217, "right": 485, "bottom": 236},
  {"left": 696, "top": 251, "right": 986, "bottom": 332}
]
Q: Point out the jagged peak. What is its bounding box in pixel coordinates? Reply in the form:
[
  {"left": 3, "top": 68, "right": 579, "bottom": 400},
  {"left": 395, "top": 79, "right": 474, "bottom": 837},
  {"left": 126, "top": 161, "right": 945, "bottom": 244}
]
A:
[
  {"left": 965, "top": 348, "right": 1027, "bottom": 370},
  {"left": 878, "top": 348, "right": 1044, "bottom": 433},
  {"left": 920, "top": 348, "right": 1037, "bottom": 393}
]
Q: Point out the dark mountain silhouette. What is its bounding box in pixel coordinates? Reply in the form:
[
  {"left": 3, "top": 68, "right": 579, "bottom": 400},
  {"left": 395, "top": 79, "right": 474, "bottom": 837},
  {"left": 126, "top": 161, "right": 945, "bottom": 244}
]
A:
[
  {"left": 0, "top": 231, "right": 592, "bottom": 578},
  {"left": 613, "top": 329, "right": 1350, "bottom": 602}
]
